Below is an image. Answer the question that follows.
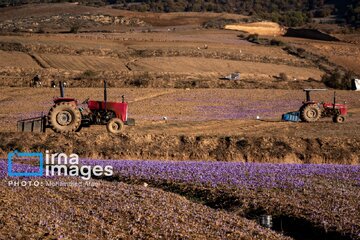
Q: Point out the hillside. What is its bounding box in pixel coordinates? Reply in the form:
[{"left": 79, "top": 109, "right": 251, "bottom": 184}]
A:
[
  {"left": 0, "top": 3, "right": 359, "bottom": 240},
  {"left": 0, "top": 0, "right": 358, "bottom": 27}
]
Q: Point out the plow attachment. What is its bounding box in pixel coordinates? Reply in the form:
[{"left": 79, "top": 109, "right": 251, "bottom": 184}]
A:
[
  {"left": 125, "top": 118, "right": 136, "bottom": 126},
  {"left": 17, "top": 116, "right": 47, "bottom": 133}
]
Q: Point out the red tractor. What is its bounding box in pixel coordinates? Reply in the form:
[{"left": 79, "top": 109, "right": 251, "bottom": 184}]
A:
[
  {"left": 299, "top": 89, "right": 347, "bottom": 123},
  {"left": 17, "top": 81, "right": 135, "bottom": 133}
]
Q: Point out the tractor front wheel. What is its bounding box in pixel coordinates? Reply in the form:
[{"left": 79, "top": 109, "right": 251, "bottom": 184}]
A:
[
  {"left": 48, "top": 102, "right": 82, "bottom": 133},
  {"left": 333, "top": 115, "right": 345, "bottom": 123},
  {"left": 107, "top": 118, "right": 124, "bottom": 134},
  {"left": 300, "top": 104, "right": 321, "bottom": 122}
]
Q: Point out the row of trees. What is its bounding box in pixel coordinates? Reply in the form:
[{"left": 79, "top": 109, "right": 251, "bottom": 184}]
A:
[
  {"left": 116, "top": 0, "right": 329, "bottom": 14},
  {"left": 106, "top": 0, "right": 358, "bottom": 27},
  {"left": 345, "top": 0, "right": 360, "bottom": 27}
]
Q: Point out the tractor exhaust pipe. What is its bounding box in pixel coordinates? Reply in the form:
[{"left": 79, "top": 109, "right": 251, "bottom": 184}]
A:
[
  {"left": 333, "top": 91, "right": 336, "bottom": 109},
  {"left": 59, "top": 81, "right": 64, "bottom": 97},
  {"left": 306, "top": 91, "right": 310, "bottom": 102},
  {"left": 104, "top": 80, "right": 107, "bottom": 111}
]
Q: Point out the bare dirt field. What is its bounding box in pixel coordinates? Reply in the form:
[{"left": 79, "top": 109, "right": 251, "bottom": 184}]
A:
[
  {"left": 279, "top": 36, "right": 360, "bottom": 75},
  {"left": 0, "top": 50, "right": 40, "bottom": 69},
  {"left": 39, "top": 54, "right": 128, "bottom": 71},
  {"left": 127, "top": 57, "right": 322, "bottom": 79}
]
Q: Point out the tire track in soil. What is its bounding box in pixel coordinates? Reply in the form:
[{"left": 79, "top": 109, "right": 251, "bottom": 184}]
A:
[
  {"left": 130, "top": 90, "right": 177, "bottom": 103},
  {"left": 136, "top": 120, "right": 289, "bottom": 136},
  {"left": 28, "top": 52, "right": 51, "bottom": 68}
]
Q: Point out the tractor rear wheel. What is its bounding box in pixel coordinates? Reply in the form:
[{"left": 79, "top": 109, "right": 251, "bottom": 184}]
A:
[
  {"left": 48, "top": 102, "right": 81, "bottom": 133},
  {"left": 333, "top": 115, "right": 345, "bottom": 123},
  {"left": 300, "top": 104, "right": 321, "bottom": 122},
  {"left": 107, "top": 118, "right": 124, "bottom": 134}
]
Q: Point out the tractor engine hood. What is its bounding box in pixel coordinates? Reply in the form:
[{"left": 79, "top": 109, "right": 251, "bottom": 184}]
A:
[{"left": 88, "top": 100, "right": 128, "bottom": 122}]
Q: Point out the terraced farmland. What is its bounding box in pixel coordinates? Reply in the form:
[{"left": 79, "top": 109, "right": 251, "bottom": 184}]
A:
[
  {"left": 0, "top": 50, "right": 40, "bottom": 69},
  {"left": 39, "top": 54, "right": 128, "bottom": 71},
  {"left": 128, "top": 57, "right": 323, "bottom": 79}
]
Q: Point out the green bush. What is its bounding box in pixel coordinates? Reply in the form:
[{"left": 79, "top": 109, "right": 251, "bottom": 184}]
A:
[
  {"left": 130, "top": 78, "right": 149, "bottom": 87},
  {"left": 270, "top": 39, "right": 285, "bottom": 46},
  {"left": 237, "top": 33, "right": 246, "bottom": 39},
  {"left": 37, "top": 27, "right": 46, "bottom": 34},
  {"left": 202, "top": 18, "right": 238, "bottom": 29},
  {"left": 321, "top": 70, "right": 354, "bottom": 90},
  {"left": 246, "top": 34, "right": 259, "bottom": 43},
  {"left": 279, "top": 72, "right": 289, "bottom": 81},
  {"left": 70, "top": 24, "right": 80, "bottom": 33},
  {"left": 81, "top": 70, "right": 98, "bottom": 79},
  {"left": 130, "top": 72, "right": 150, "bottom": 87}
]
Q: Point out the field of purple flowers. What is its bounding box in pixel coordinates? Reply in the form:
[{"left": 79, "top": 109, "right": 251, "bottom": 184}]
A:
[
  {"left": 1, "top": 158, "right": 359, "bottom": 239},
  {"left": 81, "top": 159, "right": 360, "bottom": 239},
  {"left": 0, "top": 159, "right": 289, "bottom": 240},
  {"left": 82, "top": 159, "right": 359, "bottom": 188}
]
